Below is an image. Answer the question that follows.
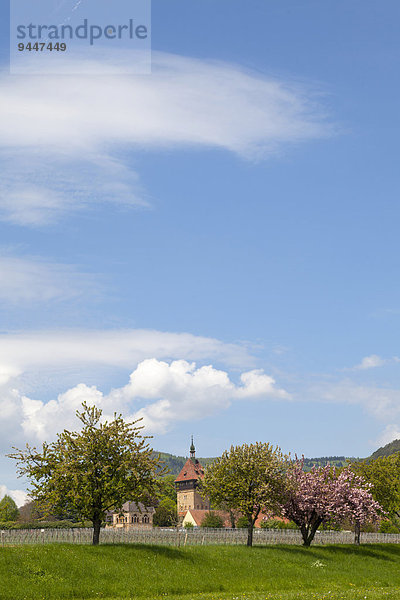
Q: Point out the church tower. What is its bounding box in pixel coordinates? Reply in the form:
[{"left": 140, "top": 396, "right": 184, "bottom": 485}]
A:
[{"left": 175, "top": 438, "right": 210, "bottom": 515}]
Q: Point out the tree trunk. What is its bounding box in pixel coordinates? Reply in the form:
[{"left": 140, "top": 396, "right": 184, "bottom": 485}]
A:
[
  {"left": 247, "top": 520, "right": 254, "bottom": 547},
  {"left": 354, "top": 521, "right": 361, "bottom": 545},
  {"left": 229, "top": 509, "right": 236, "bottom": 529},
  {"left": 301, "top": 518, "right": 322, "bottom": 547},
  {"left": 92, "top": 518, "right": 101, "bottom": 545}
]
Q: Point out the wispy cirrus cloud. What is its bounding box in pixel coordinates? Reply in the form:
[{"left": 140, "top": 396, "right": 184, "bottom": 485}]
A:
[
  {"left": 0, "top": 328, "right": 256, "bottom": 376},
  {"left": 0, "top": 52, "right": 333, "bottom": 225},
  {"left": 0, "top": 254, "right": 101, "bottom": 304}
]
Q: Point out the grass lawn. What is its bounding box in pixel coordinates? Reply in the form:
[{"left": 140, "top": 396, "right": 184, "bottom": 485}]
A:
[{"left": 1, "top": 544, "right": 400, "bottom": 600}]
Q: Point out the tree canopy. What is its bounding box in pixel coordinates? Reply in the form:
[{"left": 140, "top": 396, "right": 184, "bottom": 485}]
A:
[
  {"left": 8, "top": 403, "right": 162, "bottom": 544},
  {"left": 201, "top": 442, "right": 289, "bottom": 546},
  {"left": 281, "top": 460, "right": 382, "bottom": 546},
  {"left": 0, "top": 495, "right": 19, "bottom": 522},
  {"left": 352, "top": 455, "right": 400, "bottom": 520}
]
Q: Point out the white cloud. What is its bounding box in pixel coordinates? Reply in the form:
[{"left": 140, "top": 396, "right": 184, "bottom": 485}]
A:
[
  {"left": 0, "top": 52, "right": 332, "bottom": 225},
  {"left": 0, "top": 329, "right": 256, "bottom": 379},
  {"left": 4, "top": 358, "right": 289, "bottom": 441},
  {"left": 375, "top": 424, "right": 400, "bottom": 448},
  {"left": 309, "top": 379, "right": 400, "bottom": 420},
  {"left": 0, "top": 485, "right": 28, "bottom": 508},
  {"left": 353, "top": 354, "right": 386, "bottom": 370},
  {"left": 0, "top": 254, "right": 99, "bottom": 304}
]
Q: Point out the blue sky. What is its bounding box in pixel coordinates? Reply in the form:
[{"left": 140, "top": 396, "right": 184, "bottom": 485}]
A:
[{"left": 1, "top": 0, "right": 400, "bottom": 503}]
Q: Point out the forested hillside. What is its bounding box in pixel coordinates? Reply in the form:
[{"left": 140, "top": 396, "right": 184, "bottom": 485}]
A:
[
  {"left": 369, "top": 439, "right": 400, "bottom": 460},
  {"left": 155, "top": 451, "right": 358, "bottom": 476}
]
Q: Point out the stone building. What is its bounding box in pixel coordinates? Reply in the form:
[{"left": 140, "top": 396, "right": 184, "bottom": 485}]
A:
[
  {"left": 109, "top": 501, "right": 155, "bottom": 529},
  {"left": 175, "top": 438, "right": 210, "bottom": 518}
]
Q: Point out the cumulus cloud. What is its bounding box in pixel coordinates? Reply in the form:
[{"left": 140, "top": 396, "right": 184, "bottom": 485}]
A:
[
  {"left": 349, "top": 354, "right": 400, "bottom": 371},
  {"left": 353, "top": 354, "right": 386, "bottom": 370},
  {"left": 0, "top": 52, "right": 332, "bottom": 225},
  {"left": 376, "top": 424, "right": 400, "bottom": 447},
  {"left": 0, "top": 358, "right": 289, "bottom": 442},
  {"left": 0, "top": 254, "right": 100, "bottom": 304},
  {"left": 0, "top": 485, "right": 28, "bottom": 508}
]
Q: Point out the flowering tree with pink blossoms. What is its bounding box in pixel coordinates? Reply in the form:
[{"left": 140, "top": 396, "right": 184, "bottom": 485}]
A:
[{"left": 280, "top": 460, "right": 382, "bottom": 546}]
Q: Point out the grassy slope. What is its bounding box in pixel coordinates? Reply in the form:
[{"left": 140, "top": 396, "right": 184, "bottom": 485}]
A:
[{"left": 2, "top": 544, "right": 400, "bottom": 600}]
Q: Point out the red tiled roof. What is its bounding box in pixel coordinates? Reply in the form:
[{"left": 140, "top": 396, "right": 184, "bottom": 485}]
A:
[
  {"left": 175, "top": 457, "right": 205, "bottom": 483},
  {"left": 184, "top": 509, "right": 233, "bottom": 528},
  {"left": 182, "top": 509, "right": 289, "bottom": 528}
]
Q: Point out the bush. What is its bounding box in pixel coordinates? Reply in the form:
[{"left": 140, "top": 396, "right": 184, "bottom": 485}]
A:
[
  {"left": 380, "top": 520, "right": 400, "bottom": 534},
  {"left": 153, "top": 499, "right": 177, "bottom": 527},
  {"left": 236, "top": 516, "right": 248, "bottom": 529},
  {"left": 183, "top": 522, "right": 194, "bottom": 529},
  {"left": 201, "top": 512, "right": 224, "bottom": 528},
  {"left": 260, "top": 519, "right": 298, "bottom": 530},
  {"left": 0, "top": 520, "right": 92, "bottom": 530}
]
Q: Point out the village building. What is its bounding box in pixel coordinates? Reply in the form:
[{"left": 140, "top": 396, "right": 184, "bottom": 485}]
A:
[
  {"left": 175, "top": 437, "right": 210, "bottom": 520},
  {"left": 108, "top": 501, "right": 155, "bottom": 529}
]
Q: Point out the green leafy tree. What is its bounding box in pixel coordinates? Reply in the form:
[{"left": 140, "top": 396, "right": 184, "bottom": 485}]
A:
[
  {"left": 8, "top": 403, "right": 162, "bottom": 545},
  {"left": 156, "top": 475, "right": 177, "bottom": 504},
  {"left": 201, "top": 512, "right": 224, "bottom": 528},
  {"left": 153, "top": 498, "right": 178, "bottom": 527},
  {"left": 352, "top": 455, "right": 400, "bottom": 519},
  {"left": 200, "top": 442, "right": 289, "bottom": 546},
  {"left": 0, "top": 495, "right": 19, "bottom": 521}
]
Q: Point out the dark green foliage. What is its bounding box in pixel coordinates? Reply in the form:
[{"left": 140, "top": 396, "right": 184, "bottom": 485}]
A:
[
  {"left": 302, "top": 456, "right": 354, "bottom": 471},
  {"left": 200, "top": 512, "right": 224, "bottom": 528},
  {"left": 260, "top": 518, "right": 298, "bottom": 530},
  {"left": 380, "top": 520, "right": 400, "bottom": 534},
  {"left": 369, "top": 439, "right": 400, "bottom": 460},
  {"left": 236, "top": 516, "right": 248, "bottom": 528},
  {"left": 153, "top": 498, "right": 178, "bottom": 527},
  {"left": 153, "top": 452, "right": 217, "bottom": 476},
  {"left": 0, "top": 495, "right": 19, "bottom": 521},
  {"left": 0, "top": 520, "right": 92, "bottom": 530}
]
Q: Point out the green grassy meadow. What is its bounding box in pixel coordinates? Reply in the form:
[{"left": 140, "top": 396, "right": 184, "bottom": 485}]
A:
[{"left": 1, "top": 544, "right": 400, "bottom": 600}]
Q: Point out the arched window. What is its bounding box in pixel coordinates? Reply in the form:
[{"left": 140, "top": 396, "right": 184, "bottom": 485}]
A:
[
  {"left": 142, "top": 515, "right": 149, "bottom": 523},
  {"left": 133, "top": 514, "right": 139, "bottom": 523}
]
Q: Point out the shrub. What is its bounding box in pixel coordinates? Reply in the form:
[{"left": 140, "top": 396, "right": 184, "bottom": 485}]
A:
[
  {"left": 380, "top": 520, "right": 400, "bottom": 534},
  {"left": 201, "top": 512, "right": 224, "bottom": 528},
  {"left": 0, "top": 520, "right": 92, "bottom": 530},
  {"left": 260, "top": 519, "right": 298, "bottom": 530},
  {"left": 236, "top": 516, "right": 248, "bottom": 529},
  {"left": 183, "top": 522, "right": 194, "bottom": 529}
]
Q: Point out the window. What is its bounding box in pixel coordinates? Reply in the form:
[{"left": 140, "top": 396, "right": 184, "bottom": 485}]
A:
[
  {"left": 133, "top": 514, "right": 139, "bottom": 523},
  {"left": 142, "top": 515, "right": 149, "bottom": 523}
]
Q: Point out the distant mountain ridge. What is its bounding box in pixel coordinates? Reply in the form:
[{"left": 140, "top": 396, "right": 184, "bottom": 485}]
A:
[
  {"left": 155, "top": 451, "right": 356, "bottom": 476},
  {"left": 155, "top": 439, "right": 400, "bottom": 476},
  {"left": 368, "top": 439, "right": 400, "bottom": 460}
]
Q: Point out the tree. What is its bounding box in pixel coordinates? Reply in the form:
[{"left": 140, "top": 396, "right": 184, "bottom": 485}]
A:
[
  {"left": 200, "top": 442, "right": 289, "bottom": 546},
  {"left": 153, "top": 498, "right": 178, "bottom": 527},
  {"left": 8, "top": 403, "right": 162, "bottom": 545},
  {"left": 280, "top": 460, "right": 382, "bottom": 546},
  {"left": 201, "top": 512, "right": 224, "bottom": 528},
  {"left": 352, "top": 455, "right": 400, "bottom": 520},
  {"left": 0, "top": 495, "right": 19, "bottom": 521}
]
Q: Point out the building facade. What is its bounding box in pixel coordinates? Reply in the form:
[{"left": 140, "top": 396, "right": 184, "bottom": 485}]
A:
[
  {"left": 175, "top": 438, "right": 210, "bottom": 516},
  {"left": 109, "top": 501, "right": 155, "bottom": 529}
]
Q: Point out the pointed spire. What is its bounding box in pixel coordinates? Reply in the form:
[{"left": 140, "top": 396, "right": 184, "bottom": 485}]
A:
[{"left": 190, "top": 435, "right": 196, "bottom": 460}]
